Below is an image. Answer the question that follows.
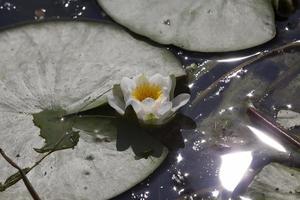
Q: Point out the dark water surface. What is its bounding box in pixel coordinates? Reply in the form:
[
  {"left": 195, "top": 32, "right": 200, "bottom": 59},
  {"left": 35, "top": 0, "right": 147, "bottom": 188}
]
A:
[{"left": 0, "top": 1, "right": 300, "bottom": 200}]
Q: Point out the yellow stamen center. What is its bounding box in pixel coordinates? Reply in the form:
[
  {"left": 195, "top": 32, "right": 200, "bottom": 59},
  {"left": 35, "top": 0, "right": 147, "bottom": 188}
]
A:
[{"left": 132, "top": 82, "right": 163, "bottom": 101}]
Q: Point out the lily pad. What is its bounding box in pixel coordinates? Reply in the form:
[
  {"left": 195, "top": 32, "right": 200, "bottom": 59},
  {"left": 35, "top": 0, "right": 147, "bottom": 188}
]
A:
[
  {"left": 97, "top": 0, "right": 275, "bottom": 52},
  {"left": 277, "top": 110, "right": 300, "bottom": 129},
  {"left": 0, "top": 21, "right": 183, "bottom": 199},
  {"left": 247, "top": 163, "right": 300, "bottom": 200}
]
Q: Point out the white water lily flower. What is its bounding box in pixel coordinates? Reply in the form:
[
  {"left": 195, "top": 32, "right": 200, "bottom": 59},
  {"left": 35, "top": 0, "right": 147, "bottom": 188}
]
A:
[{"left": 108, "top": 74, "right": 190, "bottom": 124}]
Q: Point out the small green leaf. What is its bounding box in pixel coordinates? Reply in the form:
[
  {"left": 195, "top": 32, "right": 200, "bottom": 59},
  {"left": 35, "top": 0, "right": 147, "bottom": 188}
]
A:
[
  {"left": 33, "top": 109, "right": 80, "bottom": 153},
  {"left": 0, "top": 168, "right": 31, "bottom": 191}
]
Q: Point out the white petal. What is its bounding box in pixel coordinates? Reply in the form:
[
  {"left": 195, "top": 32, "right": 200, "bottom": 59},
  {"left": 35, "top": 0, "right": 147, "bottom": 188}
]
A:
[
  {"left": 171, "top": 93, "right": 190, "bottom": 112},
  {"left": 134, "top": 74, "right": 149, "bottom": 86},
  {"left": 157, "top": 95, "right": 168, "bottom": 103},
  {"left": 153, "top": 101, "right": 174, "bottom": 124},
  {"left": 107, "top": 94, "right": 125, "bottom": 115},
  {"left": 149, "top": 74, "right": 172, "bottom": 97},
  {"left": 120, "top": 77, "right": 135, "bottom": 103},
  {"left": 127, "top": 98, "right": 143, "bottom": 116},
  {"left": 149, "top": 74, "right": 170, "bottom": 87},
  {"left": 157, "top": 101, "right": 172, "bottom": 116},
  {"left": 142, "top": 97, "right": 156, "bottom": 106},
  {"left": 141, "top": 98, "right": 156, "bottom": 113},
  {"left": 145, "top": 100, "right": 173, "bottom": 125},
  {"left": 130, "top": 98, "right": 167, "bottom": 123}
]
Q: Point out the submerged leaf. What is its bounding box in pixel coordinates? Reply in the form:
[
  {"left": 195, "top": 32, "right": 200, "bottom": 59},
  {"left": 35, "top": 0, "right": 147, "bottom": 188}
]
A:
[{"left": 33, "top": 109, "right": 79, "bottom": 153}]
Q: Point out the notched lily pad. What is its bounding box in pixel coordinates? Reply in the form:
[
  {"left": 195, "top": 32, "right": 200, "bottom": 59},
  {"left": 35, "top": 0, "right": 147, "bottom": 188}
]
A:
[
  {"left": 33, "top": 109, "right": 80, "bottom": 153},
  {"left": 0, "top": 21, "right": 181, "bottom": 199}
]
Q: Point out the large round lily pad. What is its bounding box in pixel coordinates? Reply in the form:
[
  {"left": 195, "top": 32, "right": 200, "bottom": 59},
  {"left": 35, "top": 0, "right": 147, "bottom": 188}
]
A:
[
  {"left": 0, "top": 21, "right": 183, "bottom": 200},
  {"left": 97, "top": 0, "right": 276, "bottom": 52}
]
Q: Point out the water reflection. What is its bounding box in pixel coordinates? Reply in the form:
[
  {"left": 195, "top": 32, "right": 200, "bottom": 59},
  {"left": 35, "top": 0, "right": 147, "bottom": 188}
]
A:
[
  {"left": 219, "top": 151, "right": 253, "bottom": 192},
  {"left": 0, "top": 1, "right": 16, "bottom": 11},
  {"left": 131, "top": 190, "right": 150, "bottom": 200},
  {"left": 246, "top": 90, "right": 255, "bottom": 98},
  {"left": 34, "top": 8, "right": 46, "bottom": 20},
  {"left": 239, "top": 196, "right": 252, "bottom": 200},
  {"left": 247, "top": 126, "right": 287, "bottom": 153},
  {"left": 211, "top": 189, "right": 220, "bottom": 198},
  {"left": 176, "top": 153, "right": 183, "bottom": 163},
  {"left": 216, "top": 52, "right": 260, "bottom": 63}
]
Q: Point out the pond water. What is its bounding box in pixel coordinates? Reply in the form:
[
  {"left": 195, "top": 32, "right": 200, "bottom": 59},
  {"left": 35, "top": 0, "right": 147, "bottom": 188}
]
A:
[{"left": 0, "top": 1, "right": 300, "bottom": 200}]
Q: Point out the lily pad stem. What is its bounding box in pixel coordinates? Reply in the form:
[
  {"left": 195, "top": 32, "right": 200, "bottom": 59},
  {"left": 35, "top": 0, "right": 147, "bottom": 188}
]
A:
[
  {"left": 247, "top": 106, "right": 300, "bottom": 148},
  {"left": 31, "top": 132, "right": 72, "bottom": 168}
]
